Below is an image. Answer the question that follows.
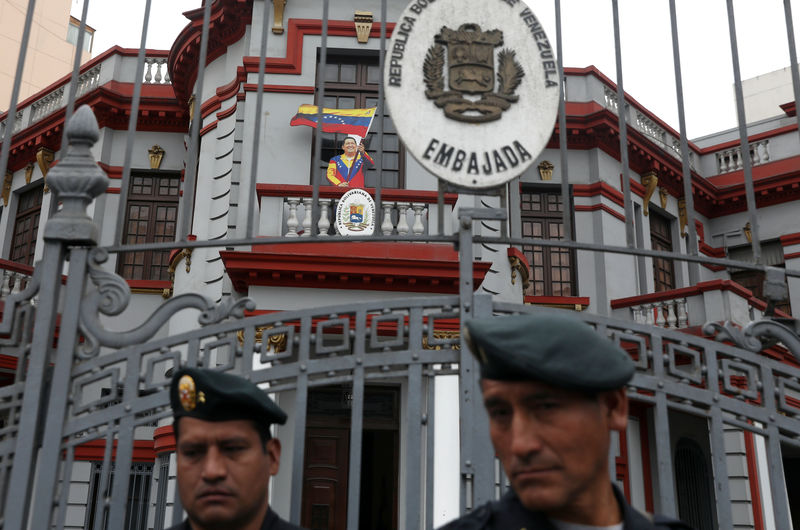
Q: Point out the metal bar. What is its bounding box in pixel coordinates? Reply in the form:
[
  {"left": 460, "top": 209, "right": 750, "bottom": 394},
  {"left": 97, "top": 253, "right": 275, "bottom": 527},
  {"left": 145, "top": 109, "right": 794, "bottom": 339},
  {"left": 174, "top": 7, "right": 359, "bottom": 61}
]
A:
[
  {"left": 425, "top": 373, "right": 435, "bottom": 529},
  {"left": 53, "top": 446, "right": 76, "bottom": 528},
  {"left": 178, "top": 0, "right": 214, "bottom": 240},
  {"left": 345, "top": 310, "right": 366, "bottom": 530},
  {"left": 457, "top": 208, "right": 476, "bottom": 513},
  {"left": 28, "top": 248, "right": 91, "bottom": 529},
  {"left": 759, "top": 362, "right": 793, "bottom": 528},
  {"left": 0, "top": 0, "right": 36, "bottom": 182},
  {"left": 93, "top": 430, "right": 116, "bottom": 530},
  {"left": 289, "top": 315, "right": 311, "bottom": 524},
  {"left": 310, "top": 0, "right": 330, "bottom": 237},
  {"left": 648, "top": 333, "right": 677, "bottom": 516},
  {"left": 470, "top": 293, "right": 494, "bottom": 508},
  {"left": 725, "top": 0, "right": 761, "bottom": 262},
  {"left": 707, "top": 411, "right": 733, "bottom": 528},
  {"left": 114, "top": 0, "right": 153, "bottom": 245},
  {"left": 554, "top": 0, "right": 571, "bottom": 242},
  {"left": 784, "top": 0, "right": 800, "bottom": 136},
  {"left": 667, "top": 0, "right": 699, "bottom": 285},
  {"left": 245, "top": 0, "right": 272, "bottom": 239},
  {"left": 3, "top": 240, "right": 63, "bottom": 530},
  {"left": 405, "top": 362, "right": 423, "bottom": 528},
  {"left": 611, "top": 0, "right": 635, "bottom": 248},
  {"left": 374, "top": 0, "right": 388, "bottom": 233},
  {"left": 58, "top": 0, "right": 91, "bottom": 155}
]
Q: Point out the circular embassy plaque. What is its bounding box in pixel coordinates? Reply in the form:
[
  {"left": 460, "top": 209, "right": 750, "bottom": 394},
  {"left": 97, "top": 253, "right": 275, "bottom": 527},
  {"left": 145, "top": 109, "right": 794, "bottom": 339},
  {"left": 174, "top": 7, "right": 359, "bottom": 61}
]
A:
[{"left": 385, "top": 0, "right": 559, "bottom": 189}]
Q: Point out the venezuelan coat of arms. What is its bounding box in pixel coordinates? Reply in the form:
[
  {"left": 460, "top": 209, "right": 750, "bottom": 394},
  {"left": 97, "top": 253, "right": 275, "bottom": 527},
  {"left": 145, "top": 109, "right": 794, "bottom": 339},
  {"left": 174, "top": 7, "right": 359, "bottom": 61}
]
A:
[{"left": 424, "top": 24, "right": 524, "bottom": 123}]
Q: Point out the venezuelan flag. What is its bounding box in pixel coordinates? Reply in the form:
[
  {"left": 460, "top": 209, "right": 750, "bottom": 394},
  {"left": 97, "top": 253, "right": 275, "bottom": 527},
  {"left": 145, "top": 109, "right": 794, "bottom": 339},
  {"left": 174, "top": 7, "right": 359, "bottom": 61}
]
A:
[{"left": 290, "top": 104, "right": 376, "bottom": 137}]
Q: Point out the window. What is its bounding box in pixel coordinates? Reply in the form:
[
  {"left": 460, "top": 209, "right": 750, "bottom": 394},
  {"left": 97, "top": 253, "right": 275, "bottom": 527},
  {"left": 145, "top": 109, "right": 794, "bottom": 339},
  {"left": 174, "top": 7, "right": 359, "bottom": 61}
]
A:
[
  {"left": 67, "top": 16, "right": 94, "bottom": 53},
  {"left": 314, "top": 52, "right": 404, "bottom": 188},
  {"left": 152, "top": 454, "right": 171, "bottom": 530},
  {"left": 520, "top": 188, "right": 575, "bottom": 297},
  {"left": 84, "top": 462, "right": 153, "bottom": 530},
  {"left": 649, "top": 211, "right": 675, "bottom": 292},
  {"left": 10, "top": 185, "right": 43, "bottom": 266},
  {"left": 117, "top": 173, "right": 180, "bottom": 280}
]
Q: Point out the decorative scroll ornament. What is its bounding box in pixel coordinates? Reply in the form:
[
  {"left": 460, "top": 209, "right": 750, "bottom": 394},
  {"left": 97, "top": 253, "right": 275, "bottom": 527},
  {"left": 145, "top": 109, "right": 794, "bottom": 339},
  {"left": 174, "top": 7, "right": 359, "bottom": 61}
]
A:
[
  {"left": 678, "top": 198, "right": 687, "bottom": 237},
  {"left": 78, "top": 248, "right": 255, "bottom": 358},
  {"left": 24, "top": 163, "right": 34, "bottom": 184},
  {"left": 36, "top": 147, "right": 55, "bottom": 193},
  {"left": 2, "top": 172, "right": 11, "bottom": 206},
  {"left": 659, "top": 187, "right": 668, "bottom": 209},
  {"left": 538, "top": 160, "right": 554, "bottom": 181},
  {"left": 272, "top": 0, "right": 287, "bottom": 34},
  {"left": 424, "top": 24, "right": 524, "bottom": 124},
  {"left": 743, "top": 222, "right": 752, "bottom": 243},
  {"left": 148, "top": 145, "right": 165, "bottom": 169},
  {"left": 641, "top": 171, "right": 658, "bottom": 216},
  {"left": 704, "top": 319, "right": 800, "bottom": 358},
  {"left": 508, "top": 254, "right": 530, "bottom": 290},
  {"left": 354, "top": 11, "right": 373, "bottom": 43}
]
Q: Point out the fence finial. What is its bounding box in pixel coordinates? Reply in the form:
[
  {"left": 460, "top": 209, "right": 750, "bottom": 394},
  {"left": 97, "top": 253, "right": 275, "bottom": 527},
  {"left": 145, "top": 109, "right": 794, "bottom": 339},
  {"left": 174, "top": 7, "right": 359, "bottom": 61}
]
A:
[{"left": 43, "top": 105, "right": 109, "bottom": 245}]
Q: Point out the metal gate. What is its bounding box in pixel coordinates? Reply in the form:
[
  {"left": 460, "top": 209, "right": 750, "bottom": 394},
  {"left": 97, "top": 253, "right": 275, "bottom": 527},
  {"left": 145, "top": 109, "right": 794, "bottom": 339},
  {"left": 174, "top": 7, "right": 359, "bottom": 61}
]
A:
[{"left": 1, "top": 0, "right": 800, "bottom": 529}]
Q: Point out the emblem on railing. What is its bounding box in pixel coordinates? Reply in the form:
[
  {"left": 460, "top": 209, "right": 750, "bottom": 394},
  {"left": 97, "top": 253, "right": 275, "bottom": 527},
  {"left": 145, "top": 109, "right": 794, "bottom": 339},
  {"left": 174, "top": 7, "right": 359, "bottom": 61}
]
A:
[
  {"left": 336, "top": 188, "right": 376, "bottom": 236},
  {"left": 386, "top": 0, "right": 559, "bottom": 189},
  {"left": 424, "top": 24, "right": 524, "bottom": 123}
]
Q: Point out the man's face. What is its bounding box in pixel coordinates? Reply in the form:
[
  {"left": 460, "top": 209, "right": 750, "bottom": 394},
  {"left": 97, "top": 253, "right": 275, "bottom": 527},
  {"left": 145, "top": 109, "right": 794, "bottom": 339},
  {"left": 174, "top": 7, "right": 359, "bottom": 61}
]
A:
[
  {"left": 176, "top": 417, "right": 280, "bottom": 530},
  {"left": 482, "top": 379, "right": 627, "bottom": 519},
  {"left": 343, "top": 138, "right": 357, "bottom": 156}
]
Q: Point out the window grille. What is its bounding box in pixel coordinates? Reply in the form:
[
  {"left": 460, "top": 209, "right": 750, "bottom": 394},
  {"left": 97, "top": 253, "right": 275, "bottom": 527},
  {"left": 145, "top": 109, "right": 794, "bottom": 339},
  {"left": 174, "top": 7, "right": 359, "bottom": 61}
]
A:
[{"left": 85, "top": 462, "right": 153, "bottom": 530}]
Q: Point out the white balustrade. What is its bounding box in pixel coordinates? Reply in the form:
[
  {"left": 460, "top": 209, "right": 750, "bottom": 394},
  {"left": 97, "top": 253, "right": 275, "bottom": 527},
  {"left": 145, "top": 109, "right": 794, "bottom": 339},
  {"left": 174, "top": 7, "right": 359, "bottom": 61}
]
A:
[
  {"left": 0, "top": 269, "right": 30, "bottom": 296},
  {"left": 715, "top": 140, "right": 770, "bottom": 174},
  {"left": 282, "top": 197, "right": 429, "bottom": 237},
  {"left": 144, "top": 57, "right": 170, "bottom": 85},
  {"left": 30, "top": 87, "right": 65, "bottom": 123},
  {"left": 629, "top": 299, "right": 689, "bottom": 328},
  {"left": 76, "top": 65, "right": 102, "bottom": 98}
]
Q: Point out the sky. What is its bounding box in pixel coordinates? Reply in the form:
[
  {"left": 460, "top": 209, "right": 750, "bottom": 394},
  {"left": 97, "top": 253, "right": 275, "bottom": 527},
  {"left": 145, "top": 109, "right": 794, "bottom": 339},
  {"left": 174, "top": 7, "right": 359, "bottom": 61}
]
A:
[{"left": 72, "top": 0, "right": 800, "bottom": 140}]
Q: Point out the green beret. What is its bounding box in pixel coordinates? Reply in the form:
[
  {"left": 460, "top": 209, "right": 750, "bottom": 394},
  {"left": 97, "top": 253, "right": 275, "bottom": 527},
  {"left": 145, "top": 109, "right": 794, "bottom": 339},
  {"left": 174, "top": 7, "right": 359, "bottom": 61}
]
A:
[
  {"left": 463, "top": 313, "right": 634, "bottom": 391},
  {"left": 170, "top": 367, "right": 287, "bottom": 426}
]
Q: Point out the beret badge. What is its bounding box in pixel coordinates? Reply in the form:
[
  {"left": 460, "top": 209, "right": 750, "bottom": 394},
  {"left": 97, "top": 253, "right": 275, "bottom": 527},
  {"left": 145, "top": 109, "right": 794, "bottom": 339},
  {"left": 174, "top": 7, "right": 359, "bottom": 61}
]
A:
[{"left": 178, "top": 374, "right": 197, "bottom": 411}]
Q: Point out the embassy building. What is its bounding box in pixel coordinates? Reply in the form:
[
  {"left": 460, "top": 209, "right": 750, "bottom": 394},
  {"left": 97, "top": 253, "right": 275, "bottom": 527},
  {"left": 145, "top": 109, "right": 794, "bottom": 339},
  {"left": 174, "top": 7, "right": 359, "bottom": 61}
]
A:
[{"left": 0, "top": 1, "right": 799, "bottom": 529}]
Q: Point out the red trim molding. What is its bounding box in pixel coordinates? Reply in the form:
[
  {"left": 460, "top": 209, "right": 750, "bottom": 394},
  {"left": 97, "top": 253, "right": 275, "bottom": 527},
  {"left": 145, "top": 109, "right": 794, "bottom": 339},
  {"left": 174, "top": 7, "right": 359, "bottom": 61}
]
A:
[
  {"left": 220, "top": 242, "right": 491, "bottom": 294},
  {"left": 573, "top": 181, "right": 625, "bottom": 208},
  {"left": 74, "top": 439, "right": 156, "bottom": 462},
  {"left": 780, "top": 232, "right": 800, "bottom": 247},
  {"left": 574, "top": 203, "right": 625, "bottom": 222},
  {"left": 743, "top": 431, "right": 765, "bottom": 530},
  {"left": 154, "top": 424, "right": 176, "bottom": 454},
  {"left": 785, "top": 251, "right": 800, "bottom": 261},
  {"left": 256, "top": 184, "right": 458, "bottom": 205},
  {"left": 524, "top": 295, "right": 591, "bottom": 309},
  {"left": 781, "top": 101, "right": 796, "bottom": 117}
]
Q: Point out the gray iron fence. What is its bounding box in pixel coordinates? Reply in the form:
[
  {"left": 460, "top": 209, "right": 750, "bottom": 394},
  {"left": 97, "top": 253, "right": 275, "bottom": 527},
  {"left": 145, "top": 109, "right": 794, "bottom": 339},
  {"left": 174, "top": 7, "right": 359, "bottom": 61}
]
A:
[{"left": 0, "top": 0, "right": 799, "bottom": 529}]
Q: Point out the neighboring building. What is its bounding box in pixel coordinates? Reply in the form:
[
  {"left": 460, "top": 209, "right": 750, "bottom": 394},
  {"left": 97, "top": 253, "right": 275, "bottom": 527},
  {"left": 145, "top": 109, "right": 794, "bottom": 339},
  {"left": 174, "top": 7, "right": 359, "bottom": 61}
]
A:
[
  {"left": 0, "top": 1, "right": 799, "bottom": 529},
  {"left": 0, "top": 0, "right": 93, "bottom": 110}
]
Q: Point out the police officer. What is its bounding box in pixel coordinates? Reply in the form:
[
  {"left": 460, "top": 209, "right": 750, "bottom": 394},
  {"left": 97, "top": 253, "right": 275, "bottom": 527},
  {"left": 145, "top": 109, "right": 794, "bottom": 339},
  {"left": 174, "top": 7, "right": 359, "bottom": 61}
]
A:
[
  {"left": 167, "top": 367, "right": 304, "bottom": 530},
  {"left": 440, "top": 313, "right": 694, "bottom": 529}
]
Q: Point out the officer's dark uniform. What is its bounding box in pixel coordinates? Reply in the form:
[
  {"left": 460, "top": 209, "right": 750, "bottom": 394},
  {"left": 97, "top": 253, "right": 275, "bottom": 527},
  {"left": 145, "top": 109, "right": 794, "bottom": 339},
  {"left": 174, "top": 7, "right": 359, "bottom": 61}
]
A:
[
  {"left": 166, "top": 367, "right": 303, "bottom": 530},
  {"left": 438, "top": 313, "right": 695, "bottom": 530}
]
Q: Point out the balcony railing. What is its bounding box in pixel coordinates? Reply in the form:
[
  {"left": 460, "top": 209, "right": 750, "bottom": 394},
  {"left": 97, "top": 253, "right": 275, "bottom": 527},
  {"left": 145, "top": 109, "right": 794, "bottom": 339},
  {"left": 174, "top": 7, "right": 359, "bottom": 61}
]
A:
[
  {"left": 0, "top": 260, "right": 33, "bottom": 297},
  {"left": 257, "top": 185, "right": 458, "bottom": 238},
  {"left": 610, "top": 279, "right": 780, "bottom": 330},
  {"left": 715, "top": 139, "right": 770, "bottom": 173}
]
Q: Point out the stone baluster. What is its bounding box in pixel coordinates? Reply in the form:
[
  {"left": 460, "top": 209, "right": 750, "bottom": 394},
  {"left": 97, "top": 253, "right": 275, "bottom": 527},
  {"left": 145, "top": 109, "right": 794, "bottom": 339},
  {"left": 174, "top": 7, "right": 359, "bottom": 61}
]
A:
[
  {"left": 735, "top": 148, "right": 744, "bottom": 170},
  {"left": 396, "top": 202, "right": 410, "bottom": 235},
  {"left": 381, "top": 202, "right": 394, "bottom": 235},
  {"left": 630, "top": 305, "right": 642, "bottom": 324},
  {"left": 411, "top": 203, "right": 425, "bottom": 235},
  {"left": 666, "top": 301, "right": 678, "bottom": 328},
  {"left": 1, "top": 270, "right": 11, "bottom": 296},
  {"left": 643, "top": 303, "right": 654, "bottom": 326},
  {"left": 144, "top": 61, "right": 154, "bottom": 83},
  {"left": 318, "top": 198, "right": 331, "bottom": 237},
  {"left": 656, "top": 302, "right": 667, "bottom": 327},
  {"left": 676, "top": 298, "right": 688, "bottom": 328},
  {"left": 285, "top": 198, "right": 300, "bottom": 237},
  {"left": 154, "top": 60, "right": 164, "bottom": 84},
  {"left": 761, "top": 139, "right": 770, "bottom": 162},
  {"left": 751, "top": 143, "right": 760, "bottom": 165},
  {"left": 301, "top": 198, "right": 313, "bottom": 237}
]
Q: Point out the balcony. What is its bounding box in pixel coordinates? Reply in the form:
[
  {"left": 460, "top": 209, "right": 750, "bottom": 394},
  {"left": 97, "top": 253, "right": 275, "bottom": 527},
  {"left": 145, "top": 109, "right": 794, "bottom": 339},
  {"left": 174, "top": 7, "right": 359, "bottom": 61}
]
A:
[
  {"left": 0, "top": 259, "right": 33, "bottom": 297},
  {"left": 610, "top": 279, "right": 783, "bottom": 330},
  {"left": 256, "top": 185, "right": 458, "bottom": 238}
]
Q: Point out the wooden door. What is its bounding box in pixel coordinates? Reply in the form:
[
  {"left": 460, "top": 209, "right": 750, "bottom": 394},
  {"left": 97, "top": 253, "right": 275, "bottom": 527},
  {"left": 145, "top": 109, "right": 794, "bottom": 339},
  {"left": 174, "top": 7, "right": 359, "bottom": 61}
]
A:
[{"left": 301, "top": 427, "right": 349, "bottom": 530}]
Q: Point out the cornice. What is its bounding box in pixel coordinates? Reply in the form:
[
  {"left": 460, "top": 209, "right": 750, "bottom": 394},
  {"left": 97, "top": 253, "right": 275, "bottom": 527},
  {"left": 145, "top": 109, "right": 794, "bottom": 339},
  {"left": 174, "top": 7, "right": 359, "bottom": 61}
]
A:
[{"left": 220, "top": 242, "right": 491, "bottom": 294}]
